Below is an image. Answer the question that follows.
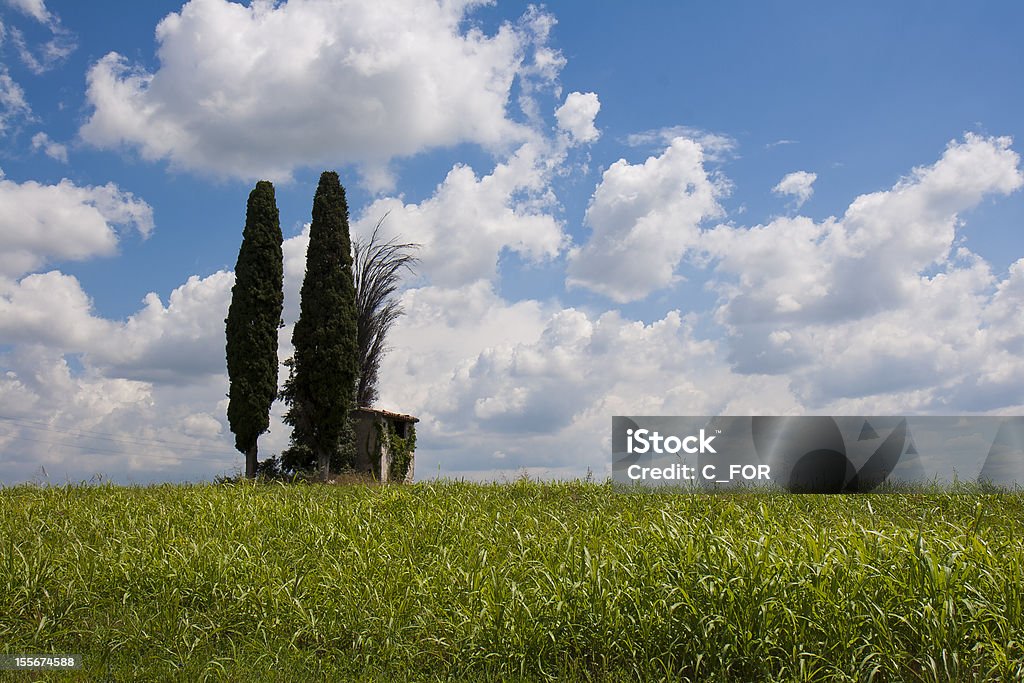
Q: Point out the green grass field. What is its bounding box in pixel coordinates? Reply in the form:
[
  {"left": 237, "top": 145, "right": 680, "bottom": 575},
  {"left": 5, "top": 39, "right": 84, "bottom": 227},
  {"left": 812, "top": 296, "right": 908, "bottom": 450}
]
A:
[{"left": 2, "top": 480, "right": 1023, "bottom": 681}]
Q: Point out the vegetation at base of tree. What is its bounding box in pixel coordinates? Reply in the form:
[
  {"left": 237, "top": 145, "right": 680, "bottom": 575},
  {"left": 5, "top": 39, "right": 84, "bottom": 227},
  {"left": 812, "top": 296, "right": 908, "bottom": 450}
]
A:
[
  {"left": 281, "top": 171, "right": 360, "bottom": 481},
  {"left": 2, "top": 481, "right": 1023, "bottom": 680},
  {"left": 225, "top": 180, "right": 283, "bottom": 479},
  {"left": 353, "top": 215, "right": 419, "bottom": 408}
]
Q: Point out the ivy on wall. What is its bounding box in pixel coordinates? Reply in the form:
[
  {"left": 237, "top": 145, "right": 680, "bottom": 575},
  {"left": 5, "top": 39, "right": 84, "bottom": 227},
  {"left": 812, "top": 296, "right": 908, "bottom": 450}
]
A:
[{"left": 374, "top": 420, "right": 416, "bottom": 482}]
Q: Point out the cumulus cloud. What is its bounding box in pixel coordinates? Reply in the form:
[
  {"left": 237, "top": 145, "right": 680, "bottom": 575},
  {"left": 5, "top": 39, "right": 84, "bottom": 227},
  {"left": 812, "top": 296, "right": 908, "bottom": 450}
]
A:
[
  {"left": 30, "top": 131, "right": 67, "bottom": 162},
  {"left": 4, "top": 132, "right": 1024, "bottom": 485},
  {"left": 704, "top": 134, "right": 1024, "bottom": 406},
  {"left": 97, "top": 272, "right": 235, "bottom": 384},
  {"left": 0, "top": 266, "right": 240, "bottom": 483},
  {"left": 566, "top": 137, "right": 725, "bottom": 302},
  {"left": 353, "top": 141, "right": 566, "bottom": 287},
  {"left": 555, "top": 91, "right": 600, "bottom": 143},
  {"left": 376, "top": 285, "right": 800, "bottom": 476},
  {"left": 80, "top": 0, "right": 563, "bottom": 183},
  {"left": 772, "top": 170, "right": 816, "bottom": 208},
  {"left": 0, "top": 176, "right": 153, "bottom": 277},
  {"left": 0, "top": 272, "right": 114, "bottom": 350},
  {"left": 0, "top": 268, "right": 232, "bottom": 382},
  {"left": 0, "top": 345, "right": 236, "bottom": 484}
]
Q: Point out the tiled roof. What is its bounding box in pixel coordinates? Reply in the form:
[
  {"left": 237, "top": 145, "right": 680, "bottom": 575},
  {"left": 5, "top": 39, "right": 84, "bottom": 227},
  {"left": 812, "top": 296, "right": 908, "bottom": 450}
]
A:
[{"left": 354, "top": 406, "right": 420, "bottom": 423}]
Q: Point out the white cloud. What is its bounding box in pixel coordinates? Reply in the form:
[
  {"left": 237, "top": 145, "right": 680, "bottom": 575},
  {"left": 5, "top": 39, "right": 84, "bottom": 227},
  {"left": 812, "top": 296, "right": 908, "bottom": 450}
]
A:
[
  {"left": 8, "top": 24, "right": 75, "bottom": 74},
  {"left": 513, "top": 6, "right": 566, "bottom": 126},
  {"left": 0, "top": 345, "right": 236, "bottom": 484},
  {"left": 566, "top": 137, "right": 725, "bottom": 302},
  {"left": 0, "top": 266, "right": 239, "bottom": 483},
  {"left": 0, "top": 176, "right": 153, "bottom": 277},
  {"left": 0, "top": 271, "right": 115, "bottom": 348},
  {"left": 3, "top": 133, "right": 1024, "bottom": 485},
  {"left": 96, "top": 272, "right": 235, "bottom": 384},
  {"left": 704, "top": 134, "right": 1024, "bottom": 406},
  {"left": 0, "top": 67, "right": 31, "bottom": 134},
  {"left": 353, "top": 141, "right": 566, "bottom": 287},
  {"left": 4, "top": 0, "right": 49, "bottom": 24},
  {"left": 626, "top": 125, "right": 737, "bottom": 161},
  {"left": 377, "top": 286, "right": 800, "bottom": 476},
  {"left": 80, "top": 0, "right": 563, "bottom": 183},
  {"left": 0, "top": 268, "right": 232, "bottom": 383},
  {"left": 30, "top": 131, "right": 67, "bottom": 162},
  {"left": 2, "top": 0, "right": 76, "bottom": 73},
  {"left": 555, "top": 91, "right": 600, "bottom": 143},
  {"left": 772, "top": 170, "right": 816, "bottom": 208}
]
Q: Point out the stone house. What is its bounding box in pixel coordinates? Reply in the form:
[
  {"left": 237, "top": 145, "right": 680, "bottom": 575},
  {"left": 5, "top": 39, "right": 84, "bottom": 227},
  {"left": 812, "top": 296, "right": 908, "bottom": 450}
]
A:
[{"left": 351, "top": 407, "right": 419, "bottom": 483}]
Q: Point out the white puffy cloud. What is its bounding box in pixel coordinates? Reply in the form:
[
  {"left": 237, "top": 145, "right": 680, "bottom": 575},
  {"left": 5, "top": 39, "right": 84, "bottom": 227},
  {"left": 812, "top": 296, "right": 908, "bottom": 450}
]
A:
[
  {"left": 353, "top": 142, "right": 566, "bottom": 287},
  {"left": 80, "top": 0, "right": 562, "bottom": 183},
  {"left": 555, "top": 91, "right": 600, "bottom": 143},
  {"left": 4, "top": 132, "right": 1024, "bottom": 485},
  {"left": 95, "top": 271, "right": 235, "bottom": 384},
  {"left": 0, "top": 267, "right": 239, "bottom": 483},
  {"left": 30, "top": 131, "right": 67, "bottom": 162},
  {"left": 0, "top": 176, "right": 153, "bottom": 277},
  {"left": 375, "top": 280, "right": 552, "bottom": 425},
  {"left": 0, "top": 272, "right": 115, "bottom": 348},
  {"left": 772, "top": 170, "right": 816, "bottom": 208},
  {"left": 0, "top": 267, "right": 232, "bottom": 383},
  {"left": 566, "top": 137, "right": 725, "bottom": 302},
  {"left": 376, "top": 285, "right": 800, "bottom": 476},
  {"left": 0, "top": 345, "right": 236, "bottom": 484},
  {"left": 703, "top": 134, "right": 1024, "bottom": 406}
]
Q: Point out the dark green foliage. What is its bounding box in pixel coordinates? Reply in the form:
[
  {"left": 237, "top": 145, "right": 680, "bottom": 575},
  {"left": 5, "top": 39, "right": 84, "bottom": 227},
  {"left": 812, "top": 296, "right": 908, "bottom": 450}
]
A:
[
  {"left": 353, "top": 215, "right": 419, "bottom": 407},
  {"left": 225, "top": 180, "right": 283, "bottom": 478},
  {"left": 280, "top": 410, "right": 356, "bottom": 476},
  {"left": 387, "top": 423, "right": 416, "bottom": 482},
  {"left": 254, "top": 455, "right": 281, "bottom": 479},
  {"left": 281, "top": 171, "right": 359, "bottom": 480}
]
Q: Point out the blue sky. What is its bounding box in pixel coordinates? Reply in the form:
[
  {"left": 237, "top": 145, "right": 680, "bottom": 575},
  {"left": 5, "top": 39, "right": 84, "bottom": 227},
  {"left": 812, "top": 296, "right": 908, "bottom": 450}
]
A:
[{"left": 1, "top": 0, "right": 1023, "bottom": 484}]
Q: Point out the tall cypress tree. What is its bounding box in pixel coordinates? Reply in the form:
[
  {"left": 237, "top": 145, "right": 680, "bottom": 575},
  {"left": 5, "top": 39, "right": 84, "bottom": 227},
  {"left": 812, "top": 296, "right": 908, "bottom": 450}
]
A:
[
  {"left": 282, "top": 171, "right": 359, "bottom": 480},
  {"left": 226, "top": 180, "right": 284, "bottom": 478}
]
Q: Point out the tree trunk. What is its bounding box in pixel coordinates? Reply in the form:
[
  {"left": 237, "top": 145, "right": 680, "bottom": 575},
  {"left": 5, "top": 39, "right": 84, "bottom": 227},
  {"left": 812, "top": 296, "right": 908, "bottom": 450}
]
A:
[
  {"left": 317, "top": 449, "right": 330, "bottom": 482},
  {"left": 245, "top": 442, "right": 258, "bottom": 479}
]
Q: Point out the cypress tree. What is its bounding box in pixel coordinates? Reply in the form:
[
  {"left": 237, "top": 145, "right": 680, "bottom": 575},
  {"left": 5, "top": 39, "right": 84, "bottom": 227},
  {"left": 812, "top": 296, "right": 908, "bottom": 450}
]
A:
[
  {"left": 282, "top": 171, "right": 359, "bottom": 480},
  {"left": 225, "top": 180, "right": 284, "bottom": 478}
]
